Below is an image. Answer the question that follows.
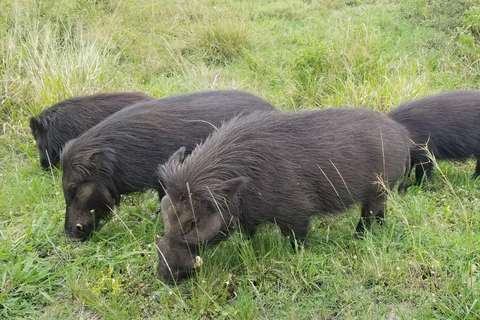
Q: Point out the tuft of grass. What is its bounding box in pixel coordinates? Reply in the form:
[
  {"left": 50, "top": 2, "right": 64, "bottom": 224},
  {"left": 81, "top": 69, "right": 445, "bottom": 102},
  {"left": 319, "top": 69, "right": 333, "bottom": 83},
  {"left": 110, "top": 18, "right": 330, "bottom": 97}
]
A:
[{"left": 407, "top": 0, "right": 477, "bottom": 32}]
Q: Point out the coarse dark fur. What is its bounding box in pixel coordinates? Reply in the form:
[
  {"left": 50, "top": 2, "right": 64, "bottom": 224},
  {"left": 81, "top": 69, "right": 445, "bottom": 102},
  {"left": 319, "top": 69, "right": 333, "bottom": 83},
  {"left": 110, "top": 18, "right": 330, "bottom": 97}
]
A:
[
  {"left": 61, "top": 90, "right": 276, "bottom": 241},
  {"left": 155, "top": 108, "right": 411, "bottom": 284},
  {"left": 389, "top": 90, "right": 480, "bottom": 190},
  {"left": 30, "top": 92, "right": 153, "bottom": 169}
]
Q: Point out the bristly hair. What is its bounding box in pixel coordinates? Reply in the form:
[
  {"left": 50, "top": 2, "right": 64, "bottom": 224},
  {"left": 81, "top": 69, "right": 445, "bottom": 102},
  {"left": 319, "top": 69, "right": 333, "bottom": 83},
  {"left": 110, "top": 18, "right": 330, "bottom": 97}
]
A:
[
  {"left": 158, "top": 108, "right": 412, "bottom": 225},
  {"left": 62, "top": 139, "right": 119, "bottom": 198},
  {"left": 31, "top": 92, "right": 153, "bottom": 168},
  {"left": 158, "top": 111, "right": 297, "bottom": 207}
]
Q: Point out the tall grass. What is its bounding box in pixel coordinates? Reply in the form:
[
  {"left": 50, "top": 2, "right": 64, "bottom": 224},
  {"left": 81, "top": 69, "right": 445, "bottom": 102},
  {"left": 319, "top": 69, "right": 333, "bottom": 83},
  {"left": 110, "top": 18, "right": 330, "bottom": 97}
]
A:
[{"left": 1, "top": 0, "right": 480, "bottom": 318}]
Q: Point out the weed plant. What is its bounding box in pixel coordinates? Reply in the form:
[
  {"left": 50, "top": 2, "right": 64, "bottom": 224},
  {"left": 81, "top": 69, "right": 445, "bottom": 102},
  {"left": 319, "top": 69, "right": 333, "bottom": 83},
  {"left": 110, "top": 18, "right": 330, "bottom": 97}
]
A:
[{"left": 1, "top": 0, "right": 480, "bottom": 318}]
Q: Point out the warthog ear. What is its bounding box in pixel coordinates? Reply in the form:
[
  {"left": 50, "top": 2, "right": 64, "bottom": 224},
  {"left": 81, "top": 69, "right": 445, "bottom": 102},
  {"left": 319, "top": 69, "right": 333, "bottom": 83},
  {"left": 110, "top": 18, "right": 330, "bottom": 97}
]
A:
[
  {"left": 216, "top": 177, "right": 249, "bottom": 198},
  {"left": 29, "top": 116, "right": 37, "bottom": 132},
  {"left": 169, "top": 146, "right": 186, "bottom": 166},
  {"left": 86, "top": 151, "right": 102, "bottom": 168},
  {"left": 29, "top": 116, "right": 43, "bottom": 135},
  {"left": 84, "top": 148, "right": 115, "bottom": 173}
]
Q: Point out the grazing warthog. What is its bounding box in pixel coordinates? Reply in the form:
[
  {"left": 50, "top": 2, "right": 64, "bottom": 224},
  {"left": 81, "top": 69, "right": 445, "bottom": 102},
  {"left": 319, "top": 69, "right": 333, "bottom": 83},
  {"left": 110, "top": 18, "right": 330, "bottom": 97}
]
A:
[
  {"left": 155, "top": 108, "right": 411, "bottom": 284},
  {"left": 61, "top": 90, "right": 276, "bottom": 241},
  {"left": 389, "top": 90, "right": 480, "bottom": 190},
  {"left": 30, "top": 92, "right": 153, "bottom": 169}
]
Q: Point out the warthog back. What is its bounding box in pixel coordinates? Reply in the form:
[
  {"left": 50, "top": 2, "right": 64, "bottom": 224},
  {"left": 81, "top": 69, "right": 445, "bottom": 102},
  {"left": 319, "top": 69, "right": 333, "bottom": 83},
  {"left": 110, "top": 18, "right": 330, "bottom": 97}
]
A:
[
  {"left": 30, "top": 92, "right": 153, "bottom": 168},
  {"left": 389, "top": 90, "right": 480, "bottom": 189}
]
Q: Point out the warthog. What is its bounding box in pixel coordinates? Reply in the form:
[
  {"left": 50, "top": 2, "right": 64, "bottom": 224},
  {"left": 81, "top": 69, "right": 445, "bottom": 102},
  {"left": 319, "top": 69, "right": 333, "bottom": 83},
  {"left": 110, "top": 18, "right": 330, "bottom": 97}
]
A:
[
  {"left": 389, "top": 90, "right": 480, "bottom": 190},
  {"left": 61, "top": 90, "right": 276, "bottom": 241},
  {"left": 156, "top": 108, "right": 411, "bottom": 283},
  {"left": 30, "top": 92, "right": 153, "bottom": 169}
]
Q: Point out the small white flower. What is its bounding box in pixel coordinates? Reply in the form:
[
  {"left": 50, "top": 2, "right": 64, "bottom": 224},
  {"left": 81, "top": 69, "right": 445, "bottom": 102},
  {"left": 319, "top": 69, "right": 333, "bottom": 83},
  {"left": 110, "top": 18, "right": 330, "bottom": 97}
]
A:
[{"left": 226, "top": 281, "right": 230, "bottom": 285}]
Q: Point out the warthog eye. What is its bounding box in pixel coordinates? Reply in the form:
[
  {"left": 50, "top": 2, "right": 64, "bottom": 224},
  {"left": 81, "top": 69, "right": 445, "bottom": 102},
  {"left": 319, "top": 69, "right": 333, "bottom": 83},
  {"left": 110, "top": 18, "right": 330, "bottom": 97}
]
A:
[
  {"left": 184, "top": 218, "right": 200, "bottom": 235},
  {"left": 70, "top": 185, "right": 79, "bottom": 196}
]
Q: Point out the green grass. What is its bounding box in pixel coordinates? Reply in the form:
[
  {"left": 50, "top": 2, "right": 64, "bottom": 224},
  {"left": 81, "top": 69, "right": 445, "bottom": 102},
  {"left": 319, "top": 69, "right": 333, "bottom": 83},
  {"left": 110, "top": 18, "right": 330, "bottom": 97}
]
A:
[{"left": 1, "top": 0, "right": 480, "bottom": 318}]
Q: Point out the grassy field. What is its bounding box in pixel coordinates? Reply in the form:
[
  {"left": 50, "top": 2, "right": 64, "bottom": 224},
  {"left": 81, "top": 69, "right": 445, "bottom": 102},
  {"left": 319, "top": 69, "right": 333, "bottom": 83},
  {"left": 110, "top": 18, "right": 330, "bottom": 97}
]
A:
[{"left": 1, "top": 0, "right": 480, "bottom": 318}]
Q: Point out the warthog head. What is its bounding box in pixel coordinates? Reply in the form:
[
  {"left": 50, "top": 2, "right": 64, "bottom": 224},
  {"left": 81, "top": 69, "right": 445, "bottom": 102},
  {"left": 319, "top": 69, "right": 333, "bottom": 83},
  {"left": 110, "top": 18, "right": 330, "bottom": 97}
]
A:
[{"left": 155, "top": 147, "right": 248, "bottom": 283}]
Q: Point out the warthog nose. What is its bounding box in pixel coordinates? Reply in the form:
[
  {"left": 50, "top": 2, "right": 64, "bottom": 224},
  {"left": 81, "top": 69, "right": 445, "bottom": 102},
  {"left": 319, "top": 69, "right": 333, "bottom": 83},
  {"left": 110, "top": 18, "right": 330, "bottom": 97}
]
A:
[
  {"left": 76, "top": 223, "right": 84, "bottom": 231},
  {"left": 193, "top": 256, "right": 203, "bottom": 269}
]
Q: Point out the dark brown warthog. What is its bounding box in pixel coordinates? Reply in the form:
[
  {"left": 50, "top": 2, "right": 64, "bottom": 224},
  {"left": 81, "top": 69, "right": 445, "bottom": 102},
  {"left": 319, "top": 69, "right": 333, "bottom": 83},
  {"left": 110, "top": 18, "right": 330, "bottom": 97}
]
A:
[
  {"left": 30, "top": 92, "right": 153, "bottom": 169},
  {"left": 61, "top": 90, "right": 275, "bottom": 241},
  {"left": 389, "top": 90, "right": 480, "bottom": 190},
  {"left": 156, "top": 108, "right": 411, "bottom": 283}
]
